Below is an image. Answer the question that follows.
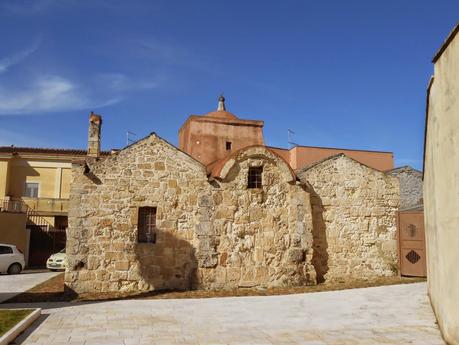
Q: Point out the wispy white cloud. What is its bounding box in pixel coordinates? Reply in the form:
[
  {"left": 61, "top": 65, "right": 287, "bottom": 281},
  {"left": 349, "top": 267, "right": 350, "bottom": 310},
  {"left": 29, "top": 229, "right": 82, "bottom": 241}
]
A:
[
  {"left": 134, "top": 37, "right": 217, "bottom": 73},
  {"left": 0, "top": 128, "right": 47, "bottom": 147},
  {"left": 0, "top": 73, "right": 159, "bottom": 115},
  {"left": 0, "top": 75, "right": 120, "bottom": 115},
  {"left": 0, "top": 0, "right": 57, "bottom": 15},
  {"left": 1, "top": 1, "right": 157, "bottom": 16},
  {"left": 0, "top": 36, "right": 160, "bottom": 115},
  {"left": 0, "top": 37, "right": 41, "bottom": 74},
  {"left": 97, "top": 73, "right": 158, "bottom": 92}
]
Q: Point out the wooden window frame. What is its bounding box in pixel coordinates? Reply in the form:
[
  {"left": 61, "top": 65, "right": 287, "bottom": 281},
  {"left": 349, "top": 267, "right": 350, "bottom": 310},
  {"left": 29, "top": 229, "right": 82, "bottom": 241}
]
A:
[
  {"left": 138, "top": 207, "right": 157, "bottom": 244},
  {"left": 248, "top": 166, "right": 263, "bottom": 189}
]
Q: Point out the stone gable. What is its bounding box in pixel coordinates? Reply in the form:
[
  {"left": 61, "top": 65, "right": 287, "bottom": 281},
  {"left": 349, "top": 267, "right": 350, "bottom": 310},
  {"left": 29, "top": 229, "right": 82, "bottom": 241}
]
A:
[
  {"left": 297, "top": 154, "right": 400, "bottom": 282},
  {"left": 200, "top": 146, "right": 316, "bottom": 289},
  {"left": 66, "top": 140, "right": 316, "bottom": 294},
  {"left": 387, "top": 166, "right": 423, "bottom": 210}
]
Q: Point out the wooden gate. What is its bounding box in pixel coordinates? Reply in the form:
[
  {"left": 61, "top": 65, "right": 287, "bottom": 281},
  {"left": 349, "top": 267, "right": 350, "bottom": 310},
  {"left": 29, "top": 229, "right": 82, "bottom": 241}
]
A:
[
  {"left": 398, "top": 210, "right": 426, "bottom": 277},
  {"left": 27, "top": 225, "right": 66, "bottom": 267}
]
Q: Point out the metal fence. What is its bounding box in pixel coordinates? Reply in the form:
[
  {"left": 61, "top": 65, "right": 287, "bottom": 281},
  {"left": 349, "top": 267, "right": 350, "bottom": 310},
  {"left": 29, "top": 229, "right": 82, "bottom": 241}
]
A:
[{"left": 0, "top": 198, "right": 28, "bottom": 213}]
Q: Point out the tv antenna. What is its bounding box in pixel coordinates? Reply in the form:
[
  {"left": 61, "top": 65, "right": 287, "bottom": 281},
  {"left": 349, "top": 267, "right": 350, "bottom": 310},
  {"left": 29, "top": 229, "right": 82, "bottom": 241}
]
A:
[
  {"left": 126, "top": 131, "right": 137, "bottom": 146},
  {"left": 288, "top": 129, "right": 298, "bottom": 149}
]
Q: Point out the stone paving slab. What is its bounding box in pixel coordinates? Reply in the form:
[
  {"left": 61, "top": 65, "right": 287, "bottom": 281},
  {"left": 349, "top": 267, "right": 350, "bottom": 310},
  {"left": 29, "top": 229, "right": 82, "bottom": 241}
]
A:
[
  {"left": 0, "top": 271, "right": 60, "bottom": 303},
  {"left": 3, "top": 282, "right": 445, "bottom": 344}
]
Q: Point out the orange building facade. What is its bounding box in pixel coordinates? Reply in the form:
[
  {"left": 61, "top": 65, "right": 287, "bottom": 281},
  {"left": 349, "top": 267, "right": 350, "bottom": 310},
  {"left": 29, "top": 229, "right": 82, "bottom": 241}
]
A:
[
  {"left": 269, "top": 146, "right": 393, "bottom": 171},
  {"left": 179, "top": 96, "right": 264, "bottom": 166},
  {"left": 179, "top": 96, "right": 394, "bottom": 172}
]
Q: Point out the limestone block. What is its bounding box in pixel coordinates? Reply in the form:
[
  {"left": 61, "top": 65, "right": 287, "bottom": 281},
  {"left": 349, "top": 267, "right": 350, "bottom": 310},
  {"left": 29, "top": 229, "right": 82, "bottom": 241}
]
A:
[
  {"left": 154, "top": 161, "right": 165, "bottom": 170},
  {"left": 287, "top": 248, "right": 305, "bottom": 263},
  {"left": 197, "top": 252, "right": 218, "bottom": 268},
  {"left": 195, "top": 222, "right": 214, "bottom": 236},
  {"left": 226, "top": 267, "right": 241, "bottom": 283},
  {"left": 381, "top": 240, "right": 397, "bottom": 252}
]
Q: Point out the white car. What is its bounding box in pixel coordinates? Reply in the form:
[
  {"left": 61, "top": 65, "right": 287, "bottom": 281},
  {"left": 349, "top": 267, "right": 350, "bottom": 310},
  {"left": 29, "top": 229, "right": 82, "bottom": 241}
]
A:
[
  {"left": 46, "top": 249, "right": 67, "bottom": 271},
  {"left": 0, "top": 244, "right": 25, "bottom": 274}
]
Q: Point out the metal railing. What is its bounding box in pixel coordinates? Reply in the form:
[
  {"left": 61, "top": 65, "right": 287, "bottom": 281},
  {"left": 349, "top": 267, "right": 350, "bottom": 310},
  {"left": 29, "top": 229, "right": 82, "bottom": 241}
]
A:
[
  {"left": 22, "top": 197, "right": 69, "bottom": 214},
  {"left": 0, "top": 198, "right": 63, "bottom": 232},
  {"left": 0, "top": 198, "right": 28, "bottom": 213}
]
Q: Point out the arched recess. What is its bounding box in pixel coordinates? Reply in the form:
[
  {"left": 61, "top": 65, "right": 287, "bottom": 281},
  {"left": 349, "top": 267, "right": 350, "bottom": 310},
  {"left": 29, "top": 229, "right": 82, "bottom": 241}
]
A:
[{"left": 208, "top": 145, "right": 297, "bottom": 184}]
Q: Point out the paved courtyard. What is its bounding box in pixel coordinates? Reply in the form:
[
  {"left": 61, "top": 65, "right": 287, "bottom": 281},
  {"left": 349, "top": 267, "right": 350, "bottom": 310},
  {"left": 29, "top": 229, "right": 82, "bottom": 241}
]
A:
[
  {"left": 4, "top": 282, "right": 444, "bottom": 345},
  {"left": 0, "top": 271, "right": 60, "bottom": 303}
]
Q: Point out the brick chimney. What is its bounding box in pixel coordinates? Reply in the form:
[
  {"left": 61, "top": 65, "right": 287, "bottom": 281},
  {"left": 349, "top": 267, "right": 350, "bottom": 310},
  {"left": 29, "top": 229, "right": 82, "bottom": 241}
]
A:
[{"left": 87, "top": 112, "right": 102, "bottom": 158}]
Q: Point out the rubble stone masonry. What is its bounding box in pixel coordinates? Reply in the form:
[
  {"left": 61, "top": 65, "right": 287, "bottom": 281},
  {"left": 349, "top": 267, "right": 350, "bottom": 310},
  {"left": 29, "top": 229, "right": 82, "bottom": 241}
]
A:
[
  {"left": 297, "top": 154, "right": 400, "bottom": 282},
  {"left": 66, "top": 135, "right": 316, "bottom": 293},
  {"left": 387, "top": 166, "right": 422, "bottom": 210}
]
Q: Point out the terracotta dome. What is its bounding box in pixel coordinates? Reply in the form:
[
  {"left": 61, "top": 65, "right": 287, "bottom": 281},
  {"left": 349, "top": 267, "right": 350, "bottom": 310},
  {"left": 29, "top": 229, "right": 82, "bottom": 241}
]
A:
[
  {"left": 205, "top": 110, "right": 238, "bottom": 120},
  {"left": 204, "top": 95, "right": 238, "bottom": 119}
]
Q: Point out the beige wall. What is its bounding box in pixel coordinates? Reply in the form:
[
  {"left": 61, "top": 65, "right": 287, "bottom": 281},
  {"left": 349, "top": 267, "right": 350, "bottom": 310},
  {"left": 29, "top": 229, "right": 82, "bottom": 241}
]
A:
[
  {"left": 0, "top": 157, "right": 72, "bottom": 205},
  {"left": 0, "top": 212, "right": 29, "bottom": 264},
  {"left": 9, "top": 166, "right": 56, "bottom": 198},
  {"left": 61, "top": 168, "right": 72, "bottom": 198},
  {"left": 424, "top": 28, "right": 459, "bottom": 345},
  {"left": 0, "top": 160, "right": 10, "bottom": 198}
]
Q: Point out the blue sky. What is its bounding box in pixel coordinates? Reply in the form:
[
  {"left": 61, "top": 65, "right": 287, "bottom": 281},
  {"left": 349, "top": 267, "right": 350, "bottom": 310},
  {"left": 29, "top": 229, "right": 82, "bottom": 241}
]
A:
[{"left": 0, "top": 1, "right": 457, "bottom": 170}]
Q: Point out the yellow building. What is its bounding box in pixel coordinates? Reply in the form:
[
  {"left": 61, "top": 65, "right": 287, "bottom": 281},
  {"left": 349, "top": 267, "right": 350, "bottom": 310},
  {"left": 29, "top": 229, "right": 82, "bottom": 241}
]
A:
[{"left": 0, "top": 146, "right": 107, "bottom": 266}]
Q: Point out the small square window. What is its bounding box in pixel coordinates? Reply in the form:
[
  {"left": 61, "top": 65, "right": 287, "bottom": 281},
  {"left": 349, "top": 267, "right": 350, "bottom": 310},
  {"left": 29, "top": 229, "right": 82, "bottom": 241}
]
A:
[
  {"left": 226, "top": 141, "right": 232, "bottom": 151},
  {"left": 24, "top": 182, "right": 39, "bottom": 198},
  {"left": 138, "top": 207, "right": 157, "bottom": 243},
  {"left": 248, "top": 167, "right": 263, "bottom": 189}
]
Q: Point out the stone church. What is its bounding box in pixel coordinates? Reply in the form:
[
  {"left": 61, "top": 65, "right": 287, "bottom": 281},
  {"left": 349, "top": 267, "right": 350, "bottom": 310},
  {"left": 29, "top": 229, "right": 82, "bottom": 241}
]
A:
[{"left": 66, "top": 96, "right": 400, "bottom": 294}]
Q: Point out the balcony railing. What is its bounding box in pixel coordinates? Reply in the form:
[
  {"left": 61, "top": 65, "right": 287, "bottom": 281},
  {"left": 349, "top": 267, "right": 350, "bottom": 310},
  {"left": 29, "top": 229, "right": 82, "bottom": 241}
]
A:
[
  {"left": 22, "top": 197, "right": 69, "bottom": 214},
  {"left": 0, "top": 198, "right": 65, "bottom": 232},
  {"left": 0, "top": 199, "right": 28, "bottom": 213}
]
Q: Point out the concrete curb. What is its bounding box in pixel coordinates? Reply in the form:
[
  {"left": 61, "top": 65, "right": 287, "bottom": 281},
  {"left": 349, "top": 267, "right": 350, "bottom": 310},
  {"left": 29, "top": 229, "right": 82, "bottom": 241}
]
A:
[{"left": 0, "top": 308, "right": 41, "bottom": 345}]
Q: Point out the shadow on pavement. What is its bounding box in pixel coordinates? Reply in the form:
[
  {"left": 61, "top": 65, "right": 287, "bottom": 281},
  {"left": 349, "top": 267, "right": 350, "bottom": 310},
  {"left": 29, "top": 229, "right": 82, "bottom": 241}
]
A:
[{"left": 9, "top": 314, "right": 49, "bottom": 345}]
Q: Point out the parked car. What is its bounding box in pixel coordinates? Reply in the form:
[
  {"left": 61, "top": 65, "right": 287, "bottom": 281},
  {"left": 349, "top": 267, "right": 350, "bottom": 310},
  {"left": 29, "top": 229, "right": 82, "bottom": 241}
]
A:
[
  {"left": 0, "top": 244, "right": 25, "bottom": 274},
  {"left": 46, "top": 249, "right": 67, "bottom": 271}
]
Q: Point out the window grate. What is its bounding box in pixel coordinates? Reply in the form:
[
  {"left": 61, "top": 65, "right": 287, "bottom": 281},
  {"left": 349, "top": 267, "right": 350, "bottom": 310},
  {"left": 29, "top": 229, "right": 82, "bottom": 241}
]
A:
[
  {"left": 406, "top": 250, "right": 421, "bottom": 264},
  {"left": 138, "top": 207, "right": 157, "bottom": 243},
  {"left": 248, "top": 167, "right": 263, "bottom": 189}
]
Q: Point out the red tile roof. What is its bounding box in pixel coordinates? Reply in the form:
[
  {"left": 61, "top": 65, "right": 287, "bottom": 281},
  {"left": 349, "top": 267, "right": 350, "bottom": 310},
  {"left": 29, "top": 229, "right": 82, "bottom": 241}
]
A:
[
  {"left": 0, "top": 146, "right": 112, "bottom": 156},
  {"left": 207, "top": 145, "right": 296, "bottom": 180}
]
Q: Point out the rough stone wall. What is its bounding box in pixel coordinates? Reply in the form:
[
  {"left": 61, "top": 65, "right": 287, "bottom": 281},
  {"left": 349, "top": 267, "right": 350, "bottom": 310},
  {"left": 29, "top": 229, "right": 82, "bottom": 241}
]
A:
[
  {"left": 297, "top": 154, "right": 400, "bottom": 282},
  {"left": 66, "top": 134, "right": 210, "bottom": 294},
  {"left": 387, "top": 166, "right": 423, "bottom": 210},
  {"left": 200, "top": 147, "right": 316, "bottom": 289},
  {"left": 66, "top": 136, "right": 315, "bottom": 294}
]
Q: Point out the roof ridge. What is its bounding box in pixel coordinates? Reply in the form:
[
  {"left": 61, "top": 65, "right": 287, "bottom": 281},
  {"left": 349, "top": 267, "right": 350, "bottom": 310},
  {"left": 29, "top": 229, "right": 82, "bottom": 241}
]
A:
[
  {"left": 297, "top": 153, "right": 389, "bottom": 174},
  {"left": 386, "top": 166, "right": 422, "bottom": 174},
  {"left": 296, "top": 153, "right": 345, "bottom": 173},
  {"left": 0, "top": 146, "right": 112, "bottom": 155}
]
